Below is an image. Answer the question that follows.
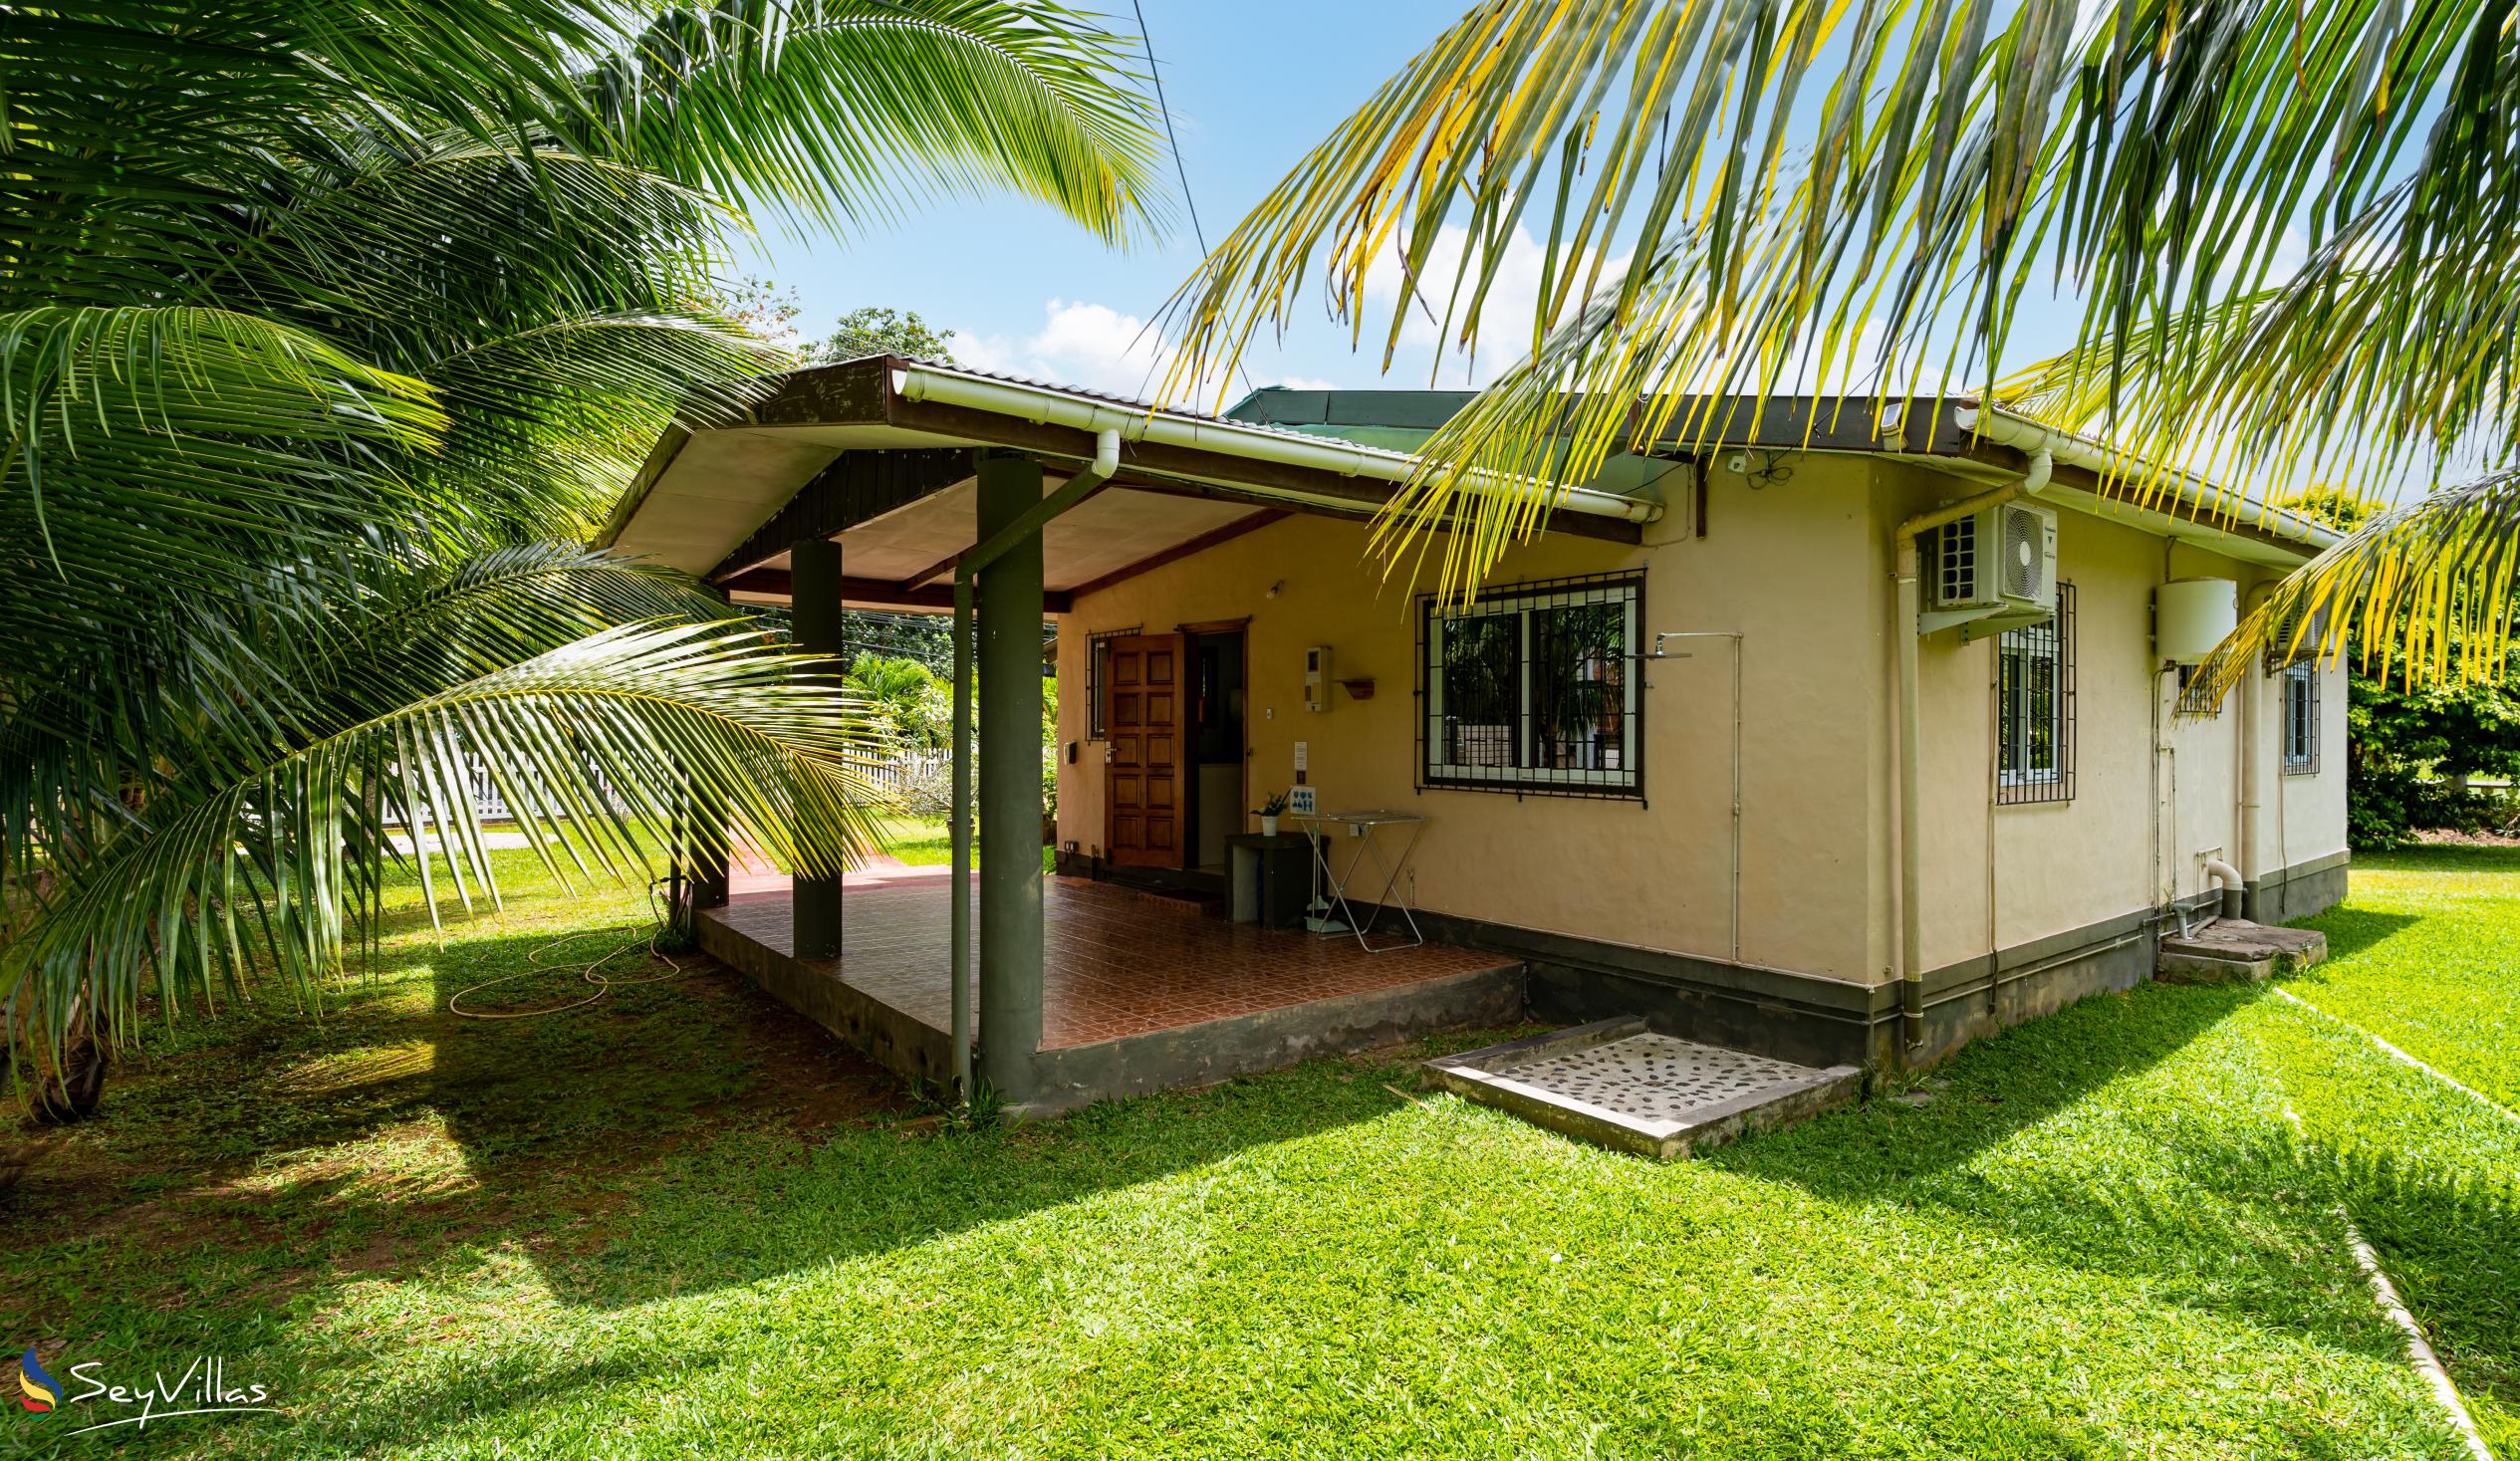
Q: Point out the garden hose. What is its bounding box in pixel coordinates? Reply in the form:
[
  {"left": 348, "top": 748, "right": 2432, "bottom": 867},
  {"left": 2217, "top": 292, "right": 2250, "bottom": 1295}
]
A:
[{"left": 444, "top": 877, "right": 687, "bottom": 1021}]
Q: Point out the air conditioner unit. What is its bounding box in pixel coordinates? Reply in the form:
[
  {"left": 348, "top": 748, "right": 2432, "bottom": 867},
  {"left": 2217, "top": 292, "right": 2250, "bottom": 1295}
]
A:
[
  {"left": 1926, "top": 501, "right": 2057, "bottom": 633},
  {"left": 2263, "top": 602, "right": 2331, "bottom": 670}
]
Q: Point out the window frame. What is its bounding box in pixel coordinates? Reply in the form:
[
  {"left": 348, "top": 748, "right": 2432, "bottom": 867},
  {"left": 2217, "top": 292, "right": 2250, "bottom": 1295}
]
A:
[
  {"left": 1416, "top": 572, "right": 1644, "bottom": 800},
  {"left": 2281, "top": 659, "right": 2320, "bottom": 774},
  {"left": 1083, "top": 625, "right": 1140, "bottom": 741},
  {"left": 1994, "top": 582, "right": 2076, "bottom": 806}
]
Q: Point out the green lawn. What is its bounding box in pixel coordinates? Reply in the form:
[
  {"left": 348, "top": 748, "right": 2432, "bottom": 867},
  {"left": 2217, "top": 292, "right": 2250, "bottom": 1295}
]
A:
[
  {"left": 0, "top": 850, "right": 2512, "bottom": 1457},
  {"left": 2284, "top": 845, "right": 2520, "bottom": 1109},
  {"left": 876, "top": 814, "right": 1058, "bottom": 872}
]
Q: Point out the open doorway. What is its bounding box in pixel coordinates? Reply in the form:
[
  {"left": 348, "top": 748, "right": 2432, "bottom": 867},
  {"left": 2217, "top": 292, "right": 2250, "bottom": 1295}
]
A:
[{"left": 1186, "top": 621, "right": 1248, "bottom": 874}]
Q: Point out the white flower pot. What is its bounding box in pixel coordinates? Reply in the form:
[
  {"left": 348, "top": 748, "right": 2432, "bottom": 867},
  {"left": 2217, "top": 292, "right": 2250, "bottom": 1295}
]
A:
[{"left": 1259, "top": 815, "right": 1280, "bottom": 837}]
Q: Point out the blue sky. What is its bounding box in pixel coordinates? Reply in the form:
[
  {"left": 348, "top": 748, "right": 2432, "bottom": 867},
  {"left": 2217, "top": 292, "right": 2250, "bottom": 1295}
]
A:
[
  {"left": 728, "top": 2, "right": 2262, "bottom": 426},
  {"left": 733, "top": 1, "right": 1541, "bottom": 402}
]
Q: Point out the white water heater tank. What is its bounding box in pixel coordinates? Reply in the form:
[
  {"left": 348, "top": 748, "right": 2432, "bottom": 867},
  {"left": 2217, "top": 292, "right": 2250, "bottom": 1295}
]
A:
[{"left": 2155, "top": 578, "right": 2238, "bottom": 664}]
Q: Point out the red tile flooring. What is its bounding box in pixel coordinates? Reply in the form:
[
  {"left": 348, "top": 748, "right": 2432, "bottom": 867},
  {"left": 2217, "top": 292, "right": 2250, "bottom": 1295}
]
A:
[{"left": 705, "top": 872, "right": 1516, "bottom": 1049}]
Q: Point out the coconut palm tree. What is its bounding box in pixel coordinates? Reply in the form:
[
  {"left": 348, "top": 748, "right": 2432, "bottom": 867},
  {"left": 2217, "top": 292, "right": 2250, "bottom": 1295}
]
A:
[
  {"left": 0, "top": 0, "right": 1160, "bottom": 1112},
  {"left": 1159, "top": 0, "right": 2517, "bottom": 699}
]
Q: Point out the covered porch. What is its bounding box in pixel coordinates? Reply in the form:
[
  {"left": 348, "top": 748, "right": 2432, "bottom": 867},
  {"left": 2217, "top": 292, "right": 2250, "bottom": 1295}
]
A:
[
  {"left": 600, "top": 357, "right": 1655, "bottom": 1112},
  {"left": 695, "top": 869, "right": 1521, "bottom": 1111}
]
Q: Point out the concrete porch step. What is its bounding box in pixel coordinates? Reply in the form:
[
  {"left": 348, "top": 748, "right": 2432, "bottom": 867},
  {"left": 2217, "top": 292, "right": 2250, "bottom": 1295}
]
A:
[
  {"left": 2156, "top": 918, "right": 2329, "bottom": 984},
  {"left": 1424, "top": 1018, "right": 1863, "bottom": 1160}
]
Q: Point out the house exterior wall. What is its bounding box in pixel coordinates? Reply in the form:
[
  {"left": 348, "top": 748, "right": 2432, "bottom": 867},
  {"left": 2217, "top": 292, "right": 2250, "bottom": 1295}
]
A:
[
  {"left": 1055, "top": 455, "right": 1889, "bottom": 984},
  {"left": 1054, "top": 452, "right": 2348, "bottom": 1070},
  {"left": 1883, "top": 458, "right": 2349, "bottom": 979}
]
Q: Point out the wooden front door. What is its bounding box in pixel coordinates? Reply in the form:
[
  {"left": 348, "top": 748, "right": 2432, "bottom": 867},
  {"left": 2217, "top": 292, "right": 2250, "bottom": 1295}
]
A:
[{"left": 1105, "top": 632, "right": 1189, "bottom": 867}]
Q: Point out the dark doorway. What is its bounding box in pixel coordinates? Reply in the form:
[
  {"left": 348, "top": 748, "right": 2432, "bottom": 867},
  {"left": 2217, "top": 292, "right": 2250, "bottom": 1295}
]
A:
[{"left": 1186, "top": 625, "right": 1247, "bottom": 872}]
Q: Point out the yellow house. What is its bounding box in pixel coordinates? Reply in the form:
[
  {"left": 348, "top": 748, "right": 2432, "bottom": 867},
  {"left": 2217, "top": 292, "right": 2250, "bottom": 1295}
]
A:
[{"left": 604, "top": 358, "right": 2345, "bottom": 1117}]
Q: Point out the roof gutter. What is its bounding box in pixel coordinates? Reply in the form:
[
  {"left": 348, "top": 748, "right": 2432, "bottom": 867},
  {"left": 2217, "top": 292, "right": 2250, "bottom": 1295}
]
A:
[
  {"left": 893, "top": 364, "right": 1662, "bottom": 526},
  {"left": 1953, "top": 404, "right": 2340, "bottom": 555}
]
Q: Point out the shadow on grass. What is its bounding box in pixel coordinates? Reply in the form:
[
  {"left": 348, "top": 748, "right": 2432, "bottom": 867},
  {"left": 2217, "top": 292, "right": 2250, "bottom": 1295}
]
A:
[
  {"left": 2, "top": 905, "right": 1403, "bottom": 1309},
  {"left": 2290, "top": 907, "right": 2422, "bottom": 963},
  {"left": 1706, "top": 981, "right": 2430, "bottom": 1375},
  {"left": 2315, "top": 1146, "right": 2520, "bottom": 1416}
]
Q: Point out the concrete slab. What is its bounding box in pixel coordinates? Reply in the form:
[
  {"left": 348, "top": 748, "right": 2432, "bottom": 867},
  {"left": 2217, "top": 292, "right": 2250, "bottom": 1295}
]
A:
[
  {"left": 2158, "top": 918, "right": 2328, "bottom": 984},
  {"left": 1425, "top": 1018, "right": 1863, "bottom": 1160}
]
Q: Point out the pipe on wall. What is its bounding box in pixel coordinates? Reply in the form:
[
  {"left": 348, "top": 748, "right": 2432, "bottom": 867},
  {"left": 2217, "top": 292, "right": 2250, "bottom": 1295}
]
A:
[
  {"left": 2204, "top": 857, "right": 2245, "bottom": 920},
  {"left": 1891, "top": 449, "right": 2053, "bottom": 1054},
  {"left": 1650, "top": 630, "right": 1744, "bottom": 963},
  {"left": 1953, "top": 405, "right": 2339, "bottom": 553},
  {"left": 2236, "top": 582, "right": 2273, "bottom": 918}
]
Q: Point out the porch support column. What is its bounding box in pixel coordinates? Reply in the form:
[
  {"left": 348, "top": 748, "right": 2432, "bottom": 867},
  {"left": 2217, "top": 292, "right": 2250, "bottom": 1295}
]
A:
[
  {"left": 674, "top": 585, "right": 731, "bottom": 930},
  {"left": 790, "top": 538, "right": 847, "bottom": 960},
  {"left": 976, "top": 451, "right": 1046, "bottom": 1094}
]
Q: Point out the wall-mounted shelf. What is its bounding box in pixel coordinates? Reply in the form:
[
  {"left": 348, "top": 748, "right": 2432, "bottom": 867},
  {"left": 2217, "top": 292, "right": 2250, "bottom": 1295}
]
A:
[{"left": 1340, "top": 678, "right": 1377, "bottom": 701}]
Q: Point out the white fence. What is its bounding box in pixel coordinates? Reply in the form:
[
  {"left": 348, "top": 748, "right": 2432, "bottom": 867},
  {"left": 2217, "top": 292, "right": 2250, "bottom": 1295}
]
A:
[{"left": 400, "top": 751, "right": 942, "bottom": 826}]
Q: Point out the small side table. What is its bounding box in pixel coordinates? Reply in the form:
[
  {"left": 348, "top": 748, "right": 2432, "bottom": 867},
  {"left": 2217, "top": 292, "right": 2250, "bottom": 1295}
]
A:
[
  {"left": 1225, "top": 833, "right": 1313, "bottom": 930},
  {"left": 1292, "top": 810, "right": 1429, "bottom": 952}
]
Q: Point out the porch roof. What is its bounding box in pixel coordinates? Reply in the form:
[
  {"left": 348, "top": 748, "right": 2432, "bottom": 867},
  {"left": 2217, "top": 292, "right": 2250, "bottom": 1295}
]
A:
[
  {"left": 595, "top": 357, "right": 1659, "bottom": 612},
  {"left": 597, "top": 363, "right": 2339, "bottom": 610}
]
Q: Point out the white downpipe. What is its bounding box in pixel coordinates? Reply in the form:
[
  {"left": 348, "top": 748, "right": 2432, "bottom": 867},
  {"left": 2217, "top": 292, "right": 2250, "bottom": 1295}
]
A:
[
  {"left": 2203, "top": 856, "right": 2245, "bottom": 918},
  {"left": 894, "top": 365, "right": 1662, "bottom": 525},
  {"left": 2236, "top": 583, "right": 2271, "bottom": 918},
  {"left": 1892, "top": 450, "right": 2053, "bottom": 1053},
  {"left": 1954, "top": 404, "right": 2340, "bottom": 552}
]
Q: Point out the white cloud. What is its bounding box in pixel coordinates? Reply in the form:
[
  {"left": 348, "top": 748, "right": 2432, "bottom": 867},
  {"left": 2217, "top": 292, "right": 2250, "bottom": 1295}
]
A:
[
  {"left": 945, "top": 298, "right": 1265, "bottom": 402},
  {"left": 1361, "top": 224, "right": 1632, "bottom": 387}
]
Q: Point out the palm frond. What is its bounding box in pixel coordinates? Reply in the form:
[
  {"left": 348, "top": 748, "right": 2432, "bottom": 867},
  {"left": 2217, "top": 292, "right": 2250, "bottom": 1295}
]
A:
[
  {"left": 0, "top": 305, "right": 443, "bottom": 577},
  {"left": 4, "top": 618, "right": 881, "bottom": 1063},
  {"left": 1162, "top": 0, "right": 2520, "bottom": 606},
  {"left": 2183, "top": 469, "right": 2520, "bottom": 711},
  {"left": 0, "top": 546, "right": 741, "bottom": 877},
  {"left": 588, "top": 0, "right": 1166, "bottom": 241}
]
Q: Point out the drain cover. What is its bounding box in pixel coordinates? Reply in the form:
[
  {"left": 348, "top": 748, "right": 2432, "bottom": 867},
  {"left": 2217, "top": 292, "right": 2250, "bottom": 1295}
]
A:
[{"left": 1426, "top": 1018, "right": 1862, "bottom": 1159}]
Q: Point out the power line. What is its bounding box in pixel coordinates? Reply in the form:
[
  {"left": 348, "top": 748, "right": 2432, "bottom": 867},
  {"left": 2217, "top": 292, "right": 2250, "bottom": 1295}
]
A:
[{"left": 1131, "top": 0, "right": 1256, "bottom": 398}]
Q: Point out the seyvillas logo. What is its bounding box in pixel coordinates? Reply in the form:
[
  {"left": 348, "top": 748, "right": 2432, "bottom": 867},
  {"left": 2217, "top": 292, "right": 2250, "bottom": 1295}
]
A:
[
  {"left": 15, "top": 1350, "right": 57, "bottom": 1414},
  {"left": 11, "top": 1349, "right": 279, "bottom": 1436}
]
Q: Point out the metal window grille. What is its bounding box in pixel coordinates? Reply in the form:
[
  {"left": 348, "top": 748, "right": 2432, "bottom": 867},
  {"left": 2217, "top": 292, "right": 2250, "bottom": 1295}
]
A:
[
  {"left": 2282, "top": 660, "right": 2320, "bottom": 774},
  {"left": 2175, "top": 662, "right": 2225, "bottom": 717},
  {"left": 1995, "top": 582, "right": 2075, "bottom": 805},
  {"left": 1084, "top": 625, "right": 1140, "bottom": 740},
  {"left": 1417, "top": 572, "right": 1644, "bottom": 800}
]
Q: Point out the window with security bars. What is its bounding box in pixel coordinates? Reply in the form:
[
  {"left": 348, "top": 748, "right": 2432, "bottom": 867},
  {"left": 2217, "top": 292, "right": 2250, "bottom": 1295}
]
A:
[
  {"left": 1996, "top": 583, "right": 2075, "bottom": 804},
  {"left": 1418, "top": 573, "right": 1642, "bottom": 799},
  {"left": 2282, "top": 660, "right": 2320, "bottom": 774},
  {"left": 1084, "top": 626, "right": 1139, "bottom": 740}
]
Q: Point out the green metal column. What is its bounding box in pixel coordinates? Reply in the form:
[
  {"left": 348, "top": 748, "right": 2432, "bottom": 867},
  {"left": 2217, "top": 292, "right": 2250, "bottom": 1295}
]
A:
[
  {"left": 678, "top": 584, "right": 731, "bottom": 927},
  {"left": 975, "top": 452, "right": 1045, "bottom": 1096},
  {"left": 790, "top": 538, "right": 847, "bottom": 960}
]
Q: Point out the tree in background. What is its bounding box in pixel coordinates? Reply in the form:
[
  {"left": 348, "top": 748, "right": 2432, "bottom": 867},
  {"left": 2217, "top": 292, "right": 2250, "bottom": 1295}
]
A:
[
  {"left": 720, "top": 276, "right": 810, "bottom": 355},
  {"left": 810, "top": 307, "right": 961, "bottom": 365},
  {"left": 2277, "top": 492, "right": 2520, "bottom": 846},
  {"left": 848, "top": 654, "right": 954, "bottom": 751},
  {"left": 2, "top": 0, "right": 1158, "bottom": 1114}
]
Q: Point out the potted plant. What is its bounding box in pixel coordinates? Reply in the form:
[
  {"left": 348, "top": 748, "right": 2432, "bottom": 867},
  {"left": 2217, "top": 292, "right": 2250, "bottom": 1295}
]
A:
[{"left": 1254, "top": 791, "right": 1290, "bottom": 838}]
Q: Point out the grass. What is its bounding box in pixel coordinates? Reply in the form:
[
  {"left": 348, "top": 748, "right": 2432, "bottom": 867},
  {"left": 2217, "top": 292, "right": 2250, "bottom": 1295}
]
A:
[
  {"left": 2283, "top": 845, "right": 2520, "bottom": 1109},
  {"left": 0, "top": 851, "right": 2511, "bottom": 1457},
  {"left": 875, "top": 814, "right": 1058, "bottom": 872}
]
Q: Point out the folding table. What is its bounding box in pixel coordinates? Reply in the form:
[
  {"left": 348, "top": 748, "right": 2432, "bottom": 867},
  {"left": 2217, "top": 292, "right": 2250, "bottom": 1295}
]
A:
[{"left": 1292, "top": 810, "right": 1428, "bottom": 952}]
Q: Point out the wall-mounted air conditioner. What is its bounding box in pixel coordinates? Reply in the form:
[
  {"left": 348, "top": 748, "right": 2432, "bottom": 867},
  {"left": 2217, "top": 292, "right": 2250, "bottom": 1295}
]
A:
[
  {"left": 2263, "top": 602, "right": 2331, "bottom": 670},
  {"left": 1923, "top": 501, "right": 2057, "bottom": 635}
]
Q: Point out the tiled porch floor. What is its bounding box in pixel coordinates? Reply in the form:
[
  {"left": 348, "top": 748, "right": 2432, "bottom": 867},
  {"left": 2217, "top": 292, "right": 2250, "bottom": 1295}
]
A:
[{"left": 705, "top": 872, "right": 1513, "bottom": 1048}]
